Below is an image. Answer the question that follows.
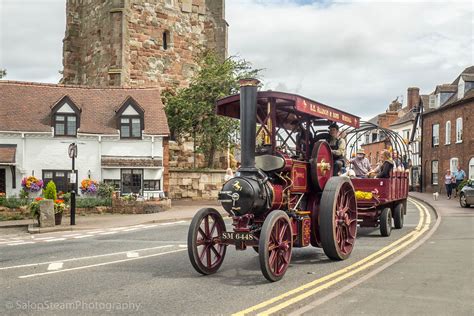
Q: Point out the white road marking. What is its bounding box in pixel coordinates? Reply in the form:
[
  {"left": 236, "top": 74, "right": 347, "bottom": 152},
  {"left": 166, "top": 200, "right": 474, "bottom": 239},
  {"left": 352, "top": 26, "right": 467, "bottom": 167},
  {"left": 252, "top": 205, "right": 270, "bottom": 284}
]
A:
[
  {"left": 18, "top": 249, "right": 187, "bottom": 278},
  {"left": 62, "top": 233, "right": 83, "bottom": 237},
  {"left": 141, "top": 224, "right": 158, "bottom": 228},
  {"left": 123, "top": 228, "right": 140, "bottom": 232},
  {"left": 0, "top": 245, "right": 174, "bottom": 270},
  {"left": 47, "top": 262, "right": 63, "bottom": 271},
  {"left": 98, "top": 231, "right": 118, "bottom": 235},
  {"left": 126, "top": 252, "right": 139, "bottom": 258},
  {"left": 45, "top": 238, "right": 66, "bottom": 242},
  {"left": 73, "top": 235, "right": 93, "bottom": 239},
  {"left": 178, "top": 245, "right": 188, "bottom": 248},
  {"left": 32, "top": 237, "right": 56, "bottom": 240},
  {"left": 7, "top": 241, "right": 35, "bottom": 246},
  {"left": 160, "top": 220, "right": 186, "bottom": 226}
]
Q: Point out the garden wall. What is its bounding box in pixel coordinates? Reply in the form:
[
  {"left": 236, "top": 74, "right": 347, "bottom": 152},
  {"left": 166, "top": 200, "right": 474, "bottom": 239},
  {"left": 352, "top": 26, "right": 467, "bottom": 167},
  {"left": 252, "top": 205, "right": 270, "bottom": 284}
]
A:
[{"left": 169, "top": 169, "right": 226, "bottom": 200}]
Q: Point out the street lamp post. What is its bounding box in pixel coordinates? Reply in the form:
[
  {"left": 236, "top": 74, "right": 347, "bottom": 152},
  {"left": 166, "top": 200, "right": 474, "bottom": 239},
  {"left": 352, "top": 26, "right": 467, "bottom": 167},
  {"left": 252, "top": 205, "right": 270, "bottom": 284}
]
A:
[{"left": 68, "top": 143, "right": 77, "bottom": 225}]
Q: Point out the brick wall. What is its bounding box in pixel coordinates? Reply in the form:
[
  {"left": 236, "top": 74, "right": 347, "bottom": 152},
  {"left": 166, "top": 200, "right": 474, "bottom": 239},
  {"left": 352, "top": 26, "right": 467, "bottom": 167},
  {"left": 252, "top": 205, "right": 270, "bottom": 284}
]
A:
[{"left": 422, "top": 100, "right": 473, "bottom": 193}]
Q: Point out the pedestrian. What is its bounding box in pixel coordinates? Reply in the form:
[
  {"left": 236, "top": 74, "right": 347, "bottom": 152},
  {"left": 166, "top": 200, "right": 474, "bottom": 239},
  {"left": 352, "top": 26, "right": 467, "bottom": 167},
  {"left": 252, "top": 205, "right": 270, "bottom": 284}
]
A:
[
  {"left": 224, "top": 168, "right": 234, "bottom": 181},
  {"left": 444, "top": 169, "right": 454, "bottom": 199},
  {"left": 349, "top": 148, "right": 371, "bottom": 178},
  {"left": 452, "top": 166, "right": 466, "bottom": 198}
]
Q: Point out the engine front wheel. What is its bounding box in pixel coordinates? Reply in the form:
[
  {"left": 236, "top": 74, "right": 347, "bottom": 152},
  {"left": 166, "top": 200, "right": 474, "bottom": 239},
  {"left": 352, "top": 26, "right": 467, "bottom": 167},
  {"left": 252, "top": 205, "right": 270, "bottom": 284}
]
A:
[
  {"left": 320, "top": 177, "right": 358, "bottom": 260},
  {"left": 259, "top": 211, "right": 293, "bottom": 282},
  {"left": 187, "top": 208, "right": 227, "bottom": 275}
]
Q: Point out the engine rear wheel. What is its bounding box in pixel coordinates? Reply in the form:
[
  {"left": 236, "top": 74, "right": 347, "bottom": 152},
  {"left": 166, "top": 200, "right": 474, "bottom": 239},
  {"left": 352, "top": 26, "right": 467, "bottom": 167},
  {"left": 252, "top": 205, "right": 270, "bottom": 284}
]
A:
[
  {"left": 320, "top": 177, "right": 357, "bottom": 260},
  {"left": 393, "top": 203, "right": 404, "bottom": 229},
  {"left": 188, "top": 208, "right": 227, "bottom": 275},
  {"left": 259, "top": 211, "right": 293, "bottom": 282},
  {"left": 380, "top": 207, "right": 392, "bottom": 237}
]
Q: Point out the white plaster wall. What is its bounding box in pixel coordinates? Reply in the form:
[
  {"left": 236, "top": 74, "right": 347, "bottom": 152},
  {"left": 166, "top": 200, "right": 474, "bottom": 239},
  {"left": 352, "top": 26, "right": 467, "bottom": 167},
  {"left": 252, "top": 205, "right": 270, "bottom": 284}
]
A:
[{"left": 0, "top": 133, "right": 165, "bottom": 197}]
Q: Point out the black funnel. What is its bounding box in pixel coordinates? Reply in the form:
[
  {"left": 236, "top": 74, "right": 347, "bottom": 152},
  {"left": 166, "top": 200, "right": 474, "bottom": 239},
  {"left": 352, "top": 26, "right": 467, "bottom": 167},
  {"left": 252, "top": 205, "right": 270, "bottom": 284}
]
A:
[{"left": 239, "top": 78, "right": 260, "bottom": 174}]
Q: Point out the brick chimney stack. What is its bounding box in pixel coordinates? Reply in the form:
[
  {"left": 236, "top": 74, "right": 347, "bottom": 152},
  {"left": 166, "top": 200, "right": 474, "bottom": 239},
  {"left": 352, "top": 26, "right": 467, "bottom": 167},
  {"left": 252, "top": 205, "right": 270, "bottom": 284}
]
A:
[{"left": 407, "top": 87, "right": 420, "bottom": 109}]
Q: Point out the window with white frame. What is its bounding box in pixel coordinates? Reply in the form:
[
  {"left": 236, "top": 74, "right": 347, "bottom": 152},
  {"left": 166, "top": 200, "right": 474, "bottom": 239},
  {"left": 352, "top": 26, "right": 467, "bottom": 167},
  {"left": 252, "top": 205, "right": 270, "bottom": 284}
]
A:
[
  {"left": 432, "top": 124, "right": 439, "bottom": 147},
  {"left": 450, "top": 158, "right": 458, "bottom": 173},
  {"left": 445, "top": 121, "right": 451, "bottom": 145},
  {"left": 431, "top": 160, "right": 438, "bottom": 185},
  {"left": 456, "top": 117, "right": 462, "bottom": 142}
]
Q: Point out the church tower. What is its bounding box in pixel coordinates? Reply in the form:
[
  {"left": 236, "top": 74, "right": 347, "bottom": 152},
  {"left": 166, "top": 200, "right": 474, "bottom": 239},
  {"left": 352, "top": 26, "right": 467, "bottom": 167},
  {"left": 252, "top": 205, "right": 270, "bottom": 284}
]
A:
[{"left": 61, "top": 0, "right": 227, "bottom": 88}]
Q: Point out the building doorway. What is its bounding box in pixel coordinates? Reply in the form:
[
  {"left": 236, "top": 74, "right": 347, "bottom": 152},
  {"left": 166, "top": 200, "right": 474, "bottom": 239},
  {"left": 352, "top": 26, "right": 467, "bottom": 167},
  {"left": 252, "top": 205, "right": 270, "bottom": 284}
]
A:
[{"left": 0, "top": 169, "right": 5, "bottom": 194}]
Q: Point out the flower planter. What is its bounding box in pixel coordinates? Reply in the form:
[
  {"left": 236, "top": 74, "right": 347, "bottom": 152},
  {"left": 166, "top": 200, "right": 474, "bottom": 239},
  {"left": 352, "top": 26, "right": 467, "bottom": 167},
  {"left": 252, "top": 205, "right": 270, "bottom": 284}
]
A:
[{"left": 55, "top": 212, "right": 63, "bottom": 225}]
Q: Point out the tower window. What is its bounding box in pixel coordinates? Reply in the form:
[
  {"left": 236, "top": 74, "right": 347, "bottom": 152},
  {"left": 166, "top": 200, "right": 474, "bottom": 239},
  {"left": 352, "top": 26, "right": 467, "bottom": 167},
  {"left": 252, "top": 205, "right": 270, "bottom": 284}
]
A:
[{"left": 163, "top": 31, "right": 170, "bottom": 50}]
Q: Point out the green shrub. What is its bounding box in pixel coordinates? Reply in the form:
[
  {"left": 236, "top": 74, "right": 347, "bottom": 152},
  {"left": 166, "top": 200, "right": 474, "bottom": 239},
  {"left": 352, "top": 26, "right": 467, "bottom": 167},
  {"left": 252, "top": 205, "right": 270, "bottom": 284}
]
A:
[
  {"left": 43, "top": 181, "right": 57, "bottom": 200},
  {"left": 76, "top": 197, "right": 112, "bottom": 208},
  {"left": 0, "top": 195, "right": 5, "bottom": 206},
  {"left": 97, "top": 182, "right": 114, "bottom": 199},
  {"left": 458, "top": 179, "right": 471, "bottom": 191},
  {"left": 3, "top": 197, "right": 29, "bottom": 209},
  {"left": 19, "top": 189, "right": 29, "bottom": 200}
]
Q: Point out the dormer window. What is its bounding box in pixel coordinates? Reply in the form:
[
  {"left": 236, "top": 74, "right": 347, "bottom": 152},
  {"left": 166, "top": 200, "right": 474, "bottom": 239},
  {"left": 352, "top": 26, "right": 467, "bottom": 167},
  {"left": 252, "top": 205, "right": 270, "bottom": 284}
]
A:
[
  {"left": 116, "top": 97, "right": 145, "bottom": 139},
  {"left": 51, "top": 96, "right": 81, "bottom": 137}
]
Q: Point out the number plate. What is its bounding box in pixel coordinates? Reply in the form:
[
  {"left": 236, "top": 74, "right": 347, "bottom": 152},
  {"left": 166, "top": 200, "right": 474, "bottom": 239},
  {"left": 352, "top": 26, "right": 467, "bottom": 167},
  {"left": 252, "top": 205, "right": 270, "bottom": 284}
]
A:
[{"left": 221, "top": 232, "right": 255, "bottom": 241}]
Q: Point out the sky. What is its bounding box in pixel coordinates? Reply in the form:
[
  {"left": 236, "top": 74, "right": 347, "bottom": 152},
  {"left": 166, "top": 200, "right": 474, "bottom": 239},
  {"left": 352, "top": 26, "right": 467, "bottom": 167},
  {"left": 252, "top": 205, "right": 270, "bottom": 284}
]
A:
[{"left": 1, "top": 0, "right": 473, "bottom": 119}]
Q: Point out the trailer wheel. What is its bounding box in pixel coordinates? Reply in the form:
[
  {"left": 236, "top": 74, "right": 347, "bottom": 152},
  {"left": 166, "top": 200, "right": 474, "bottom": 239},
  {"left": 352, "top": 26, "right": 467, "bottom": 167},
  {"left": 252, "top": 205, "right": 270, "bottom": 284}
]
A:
[
  {"left": 380, "top": 207, "right": 392, "bottom": 237},
  {"left": 393, "top": 203, "right": 404, "bottom": 229},
  {"left": 320, "top": 177, "right": 357, "bottom": 260},
  {"left": 259, "top": 211, "right": 293, "bottom": 282},
  {"left": 188, "top": 208, "right": 227, "bottom": 275}
]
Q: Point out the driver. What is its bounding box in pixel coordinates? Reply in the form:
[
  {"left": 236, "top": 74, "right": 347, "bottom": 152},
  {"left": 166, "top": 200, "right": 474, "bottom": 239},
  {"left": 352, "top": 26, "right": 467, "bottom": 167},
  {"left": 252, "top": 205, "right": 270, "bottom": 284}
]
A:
[{"left": 328, "top": 122, "right": 346, "bottom": 176}]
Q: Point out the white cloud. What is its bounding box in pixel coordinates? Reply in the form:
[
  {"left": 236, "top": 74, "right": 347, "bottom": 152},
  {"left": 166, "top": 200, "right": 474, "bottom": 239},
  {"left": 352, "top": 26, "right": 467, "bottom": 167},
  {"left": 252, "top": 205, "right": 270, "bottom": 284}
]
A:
[
  {"left": 0, "top": 0, "right": 472, "bottom": 120},
  {"left": 227, "top": 0, "right": 473, "bottom": 119}
]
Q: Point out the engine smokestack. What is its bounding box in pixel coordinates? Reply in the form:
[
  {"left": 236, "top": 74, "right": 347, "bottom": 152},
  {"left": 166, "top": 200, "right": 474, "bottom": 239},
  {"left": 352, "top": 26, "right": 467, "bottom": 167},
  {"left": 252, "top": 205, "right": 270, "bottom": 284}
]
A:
[{"left": 239, "top": 78, "right": 260, "bottom": 174}]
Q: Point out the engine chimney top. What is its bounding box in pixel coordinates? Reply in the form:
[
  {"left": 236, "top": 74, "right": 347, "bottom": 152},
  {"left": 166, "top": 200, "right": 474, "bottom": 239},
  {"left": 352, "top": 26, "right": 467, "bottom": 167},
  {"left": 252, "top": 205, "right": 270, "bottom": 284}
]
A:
[{"left": 239, "top": 78, "right": 260, "bottom": 87}]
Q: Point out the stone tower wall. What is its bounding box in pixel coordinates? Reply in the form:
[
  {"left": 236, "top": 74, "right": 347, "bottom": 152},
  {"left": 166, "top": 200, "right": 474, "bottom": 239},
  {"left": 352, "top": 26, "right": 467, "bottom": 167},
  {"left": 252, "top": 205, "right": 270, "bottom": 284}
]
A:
[{"left": 62, "top": 0, "right": 227, "bottom": 89}]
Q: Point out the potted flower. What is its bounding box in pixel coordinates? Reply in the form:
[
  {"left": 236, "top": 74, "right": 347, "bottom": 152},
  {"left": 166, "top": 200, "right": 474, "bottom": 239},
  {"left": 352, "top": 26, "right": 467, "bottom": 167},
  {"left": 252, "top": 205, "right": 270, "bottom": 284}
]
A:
[
  {"left": 28, "top": 197, "right": 44, "bottom": 225},
  {"left": 80, "top": 179, "right": 99, "bottom": 195},
  {"left": 54, "top": 199, "right": 66, "bottom": 225},
  {"left": 21, "top": 176, "right": 44, "bottom": 197}
]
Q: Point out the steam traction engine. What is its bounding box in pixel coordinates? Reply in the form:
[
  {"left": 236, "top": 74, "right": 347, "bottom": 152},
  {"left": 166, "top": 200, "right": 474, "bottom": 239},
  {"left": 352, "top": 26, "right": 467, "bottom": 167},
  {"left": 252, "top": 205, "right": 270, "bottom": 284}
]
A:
[{"left": 187, "top": 79, "right": 361, "bottom": 282}]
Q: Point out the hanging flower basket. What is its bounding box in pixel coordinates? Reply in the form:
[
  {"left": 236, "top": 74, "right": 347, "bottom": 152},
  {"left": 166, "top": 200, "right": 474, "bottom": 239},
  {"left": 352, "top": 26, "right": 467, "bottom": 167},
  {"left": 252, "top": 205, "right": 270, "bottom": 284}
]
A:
[
  {"left": 80, "top": 179, "right": 99, "bottom": 195},
  {"left": 21, "top": 176, "right": 44, "bottom": 193}
]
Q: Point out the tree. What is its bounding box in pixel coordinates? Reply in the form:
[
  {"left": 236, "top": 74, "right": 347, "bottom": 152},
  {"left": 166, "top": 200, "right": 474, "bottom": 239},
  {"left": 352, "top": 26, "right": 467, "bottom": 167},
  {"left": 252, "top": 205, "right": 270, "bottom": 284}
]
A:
[
  {"left": 0, "top": 69, "right": 6, "bottom": 79},
  {"left": 163, "top": 51, "right": 261, "bottom": 168}
]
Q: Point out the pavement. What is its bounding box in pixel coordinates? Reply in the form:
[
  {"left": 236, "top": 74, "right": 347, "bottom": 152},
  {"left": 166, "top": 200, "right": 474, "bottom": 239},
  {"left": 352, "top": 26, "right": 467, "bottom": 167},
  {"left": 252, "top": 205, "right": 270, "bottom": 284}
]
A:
[{"left": 0, "top": 199, "right": 224, "bottom": 235}]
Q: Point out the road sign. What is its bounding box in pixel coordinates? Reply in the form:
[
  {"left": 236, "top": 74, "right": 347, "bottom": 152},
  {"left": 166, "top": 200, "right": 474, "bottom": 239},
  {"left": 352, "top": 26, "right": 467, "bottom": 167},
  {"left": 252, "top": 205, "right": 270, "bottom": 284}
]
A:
[
  {"left": 69, "top": 172, "right": 76, "bottom": 184},
  {"left": 68, "top": 143, "right": 77, "bottom": 158}
]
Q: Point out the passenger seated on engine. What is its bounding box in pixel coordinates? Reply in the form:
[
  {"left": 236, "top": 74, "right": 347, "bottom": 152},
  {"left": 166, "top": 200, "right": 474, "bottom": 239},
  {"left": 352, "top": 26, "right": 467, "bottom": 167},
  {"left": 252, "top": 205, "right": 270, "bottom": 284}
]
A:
[
  {"left": 376, "top": 150, "right": 394, "bottom": 178},
  {"left": 328, "top": 123, "right": 346, "bottom": 176}
]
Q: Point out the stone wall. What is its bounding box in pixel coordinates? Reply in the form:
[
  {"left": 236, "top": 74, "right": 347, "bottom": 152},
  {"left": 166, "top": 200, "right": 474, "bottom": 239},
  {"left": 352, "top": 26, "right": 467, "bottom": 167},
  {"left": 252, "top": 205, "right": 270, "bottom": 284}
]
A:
[
  {"left": 62, "top": 0, "right": 227, "bottom": 89},
  {"left": 168, "top": 140, "right": 230, "bottom": 169},
  {"left": 169, "top": 169, "right": 225, "bottom": 200}
]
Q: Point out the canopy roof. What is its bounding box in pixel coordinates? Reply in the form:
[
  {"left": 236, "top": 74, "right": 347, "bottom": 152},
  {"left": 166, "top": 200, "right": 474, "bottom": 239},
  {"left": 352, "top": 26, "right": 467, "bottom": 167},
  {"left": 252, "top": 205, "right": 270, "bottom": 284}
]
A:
[{"left": 216, "top": 91, "right": 360, "bottom": 129}]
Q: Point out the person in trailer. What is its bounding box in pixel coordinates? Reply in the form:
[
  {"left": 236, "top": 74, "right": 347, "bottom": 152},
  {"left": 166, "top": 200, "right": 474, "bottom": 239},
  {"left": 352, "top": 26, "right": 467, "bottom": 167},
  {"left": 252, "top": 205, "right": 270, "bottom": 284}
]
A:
[
  {"left": 376, "top": 150, "right": 394, "bottom": 178},
  {"left": 349, "top": 148, "right": 371, "bottom": 178},
  {"left": 328, "top": 122, "right": 346, "bottom": 176}
]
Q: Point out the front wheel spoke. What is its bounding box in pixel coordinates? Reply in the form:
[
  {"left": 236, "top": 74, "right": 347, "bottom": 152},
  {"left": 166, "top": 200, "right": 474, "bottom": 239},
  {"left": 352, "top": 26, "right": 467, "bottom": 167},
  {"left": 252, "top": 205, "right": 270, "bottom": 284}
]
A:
[
  {"left": 274, "top": 253, "right": 280, "bottom": 273},
  {"left": 198, "top": 227, "right": 207, "bottom": 239},
  {"left": 206, "top": 246, "right": 212, "bottom": 267},
  {"left": 199, "top": 245, "right": 209, "bottom": 261},
  {"left": 269, "top": 250, "right": 277, "bottom": 268},
  {"left": 210, "top": 244, "right": 221, "bottom": 260}
]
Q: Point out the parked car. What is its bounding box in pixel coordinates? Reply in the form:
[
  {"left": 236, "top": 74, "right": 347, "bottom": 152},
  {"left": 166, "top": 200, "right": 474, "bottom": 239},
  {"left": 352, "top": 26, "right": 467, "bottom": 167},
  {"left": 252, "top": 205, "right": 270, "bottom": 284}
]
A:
[{"left": 460, "top": 180, "right": 474, "bottom": 208}]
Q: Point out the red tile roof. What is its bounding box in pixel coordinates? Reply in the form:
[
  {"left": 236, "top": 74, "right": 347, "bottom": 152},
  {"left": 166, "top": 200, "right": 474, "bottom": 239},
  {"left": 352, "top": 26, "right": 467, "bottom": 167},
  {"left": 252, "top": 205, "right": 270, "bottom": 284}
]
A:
[
  {"left": 0, "top": 145, "right": 16, "bottom": 164},
  {"left": 0, "top": 81, "right": 169, "bottom": 135}
]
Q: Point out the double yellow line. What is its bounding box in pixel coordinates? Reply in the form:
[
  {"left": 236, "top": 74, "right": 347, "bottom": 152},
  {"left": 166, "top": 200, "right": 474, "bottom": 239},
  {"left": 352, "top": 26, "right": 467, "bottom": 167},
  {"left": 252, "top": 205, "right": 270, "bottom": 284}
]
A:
[{"left": 233, "top": 198, "right": 431, "bottom": 316}]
